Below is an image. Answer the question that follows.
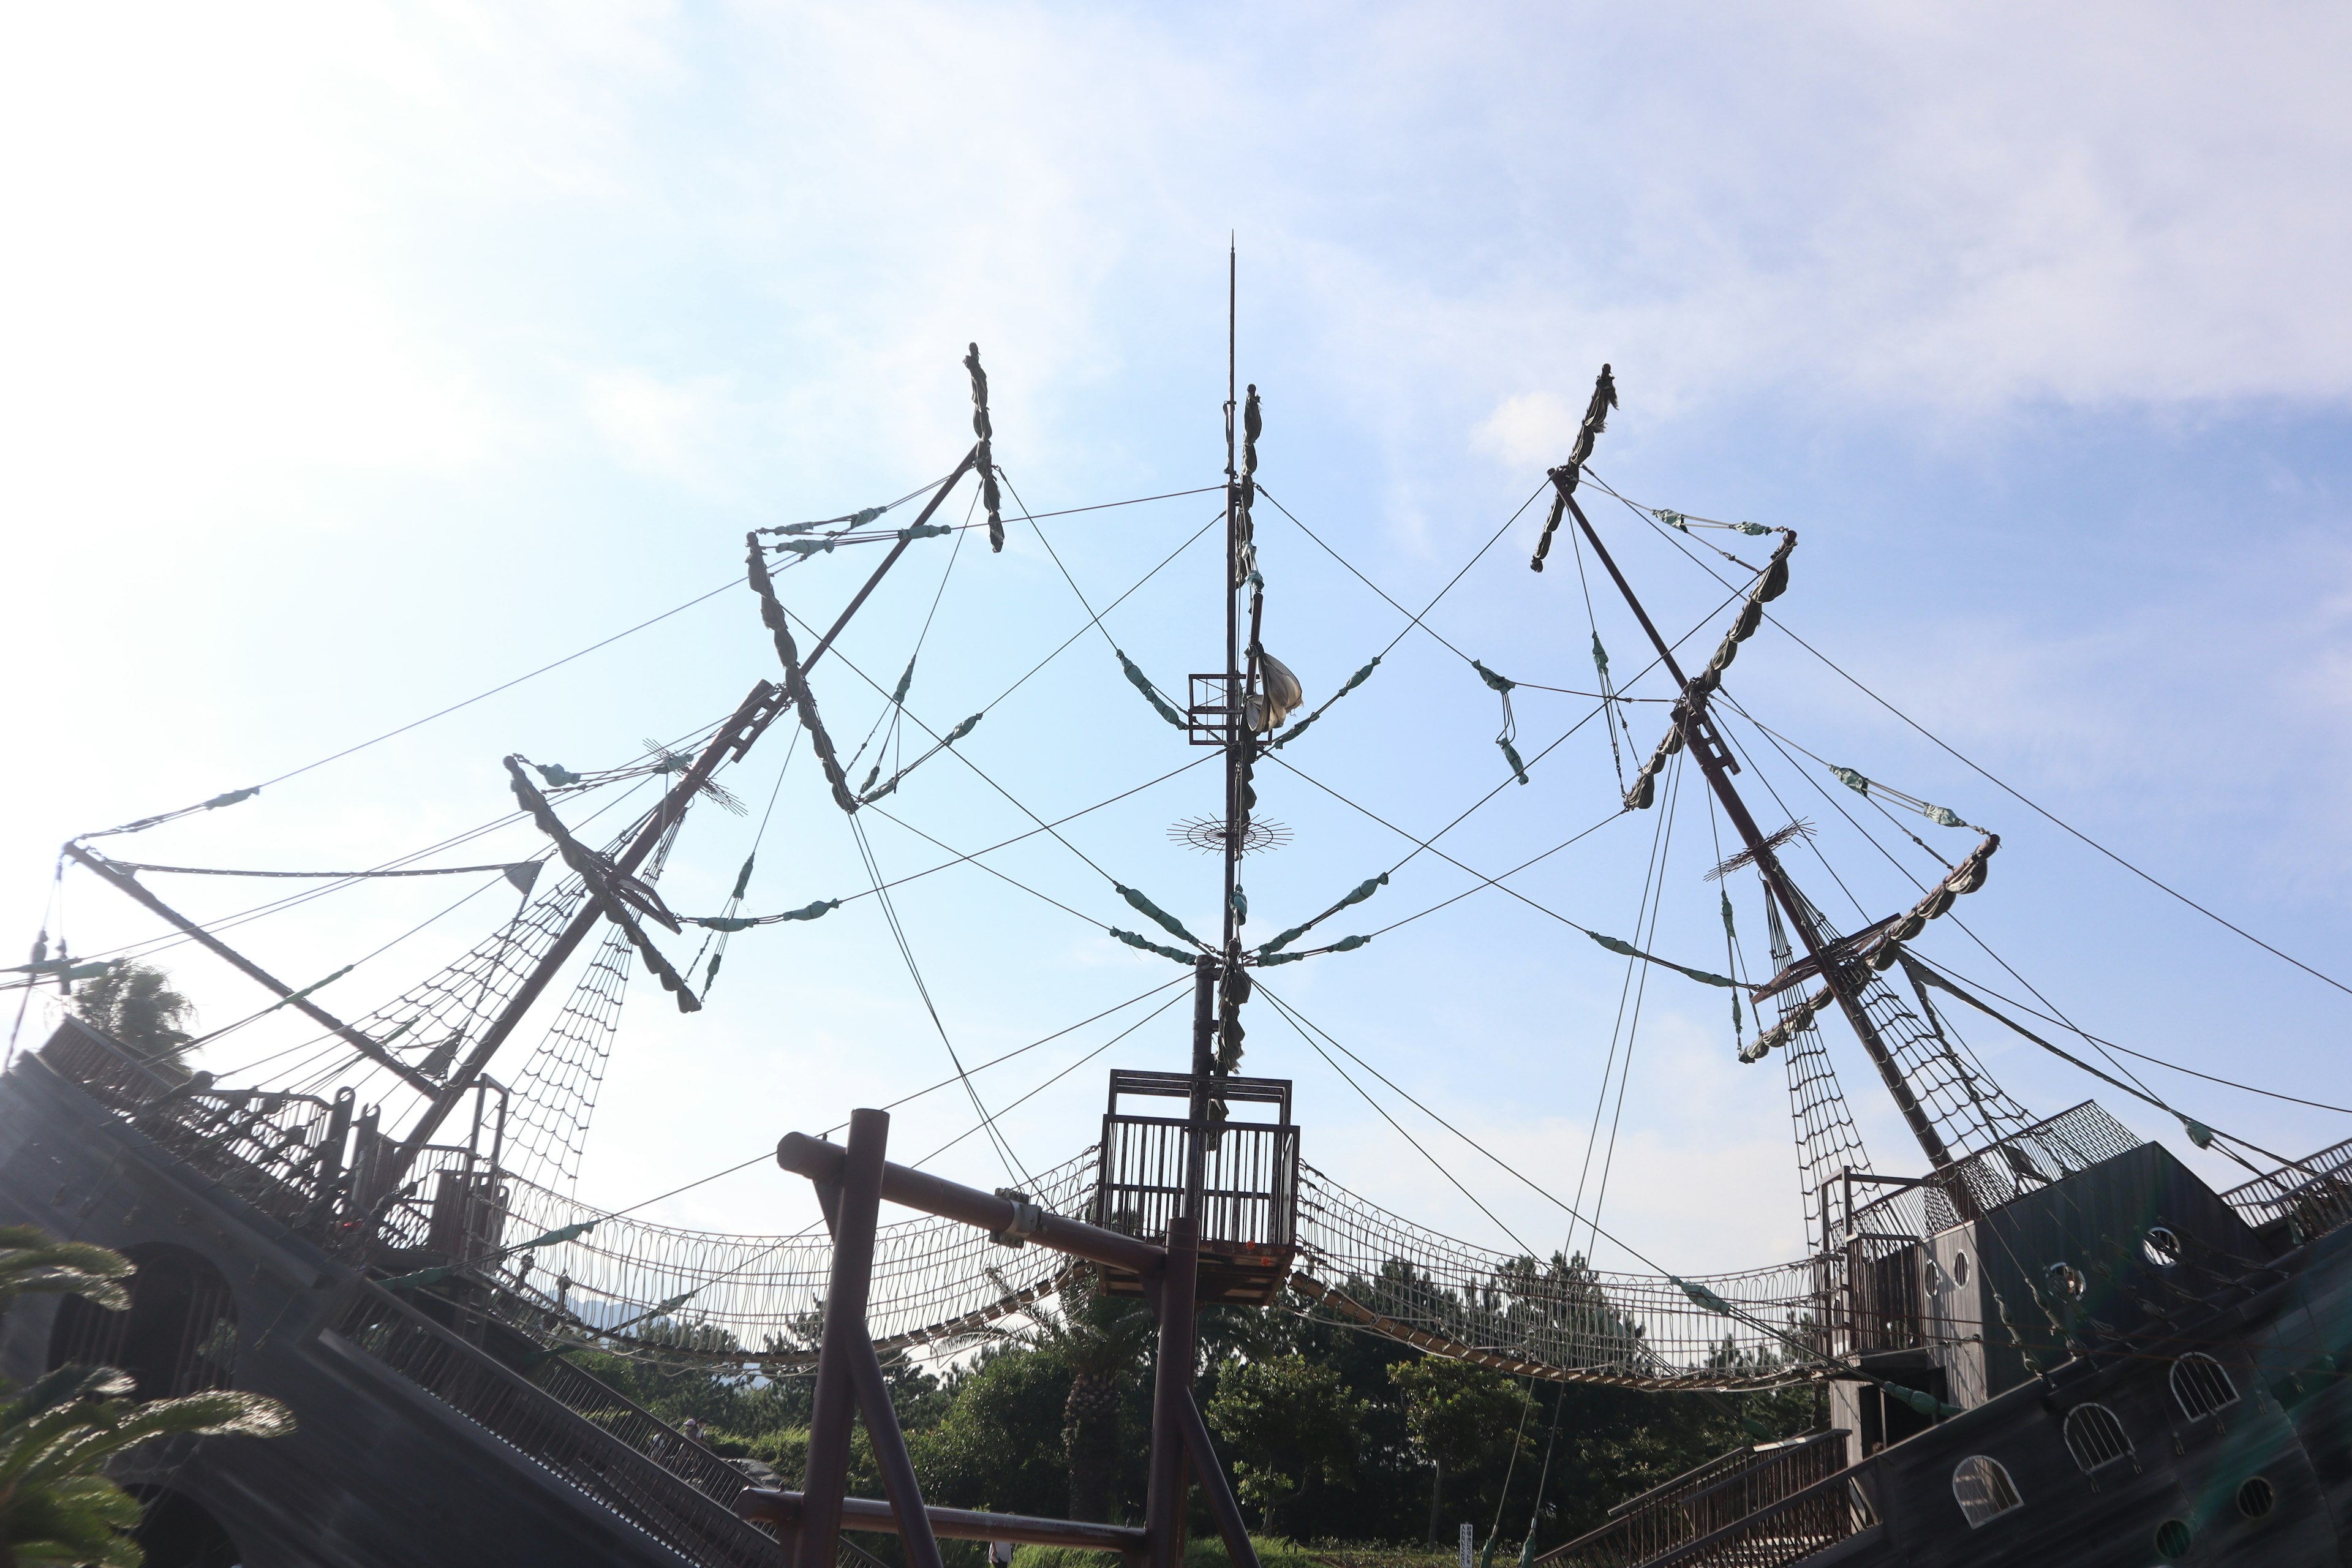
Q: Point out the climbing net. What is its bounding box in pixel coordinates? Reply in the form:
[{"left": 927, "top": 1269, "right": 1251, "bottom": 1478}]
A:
[
  {"left": 483, "top": 1151, "right": 1098, "bottom": 1363},
  {"left": 457, "top": 1144, "right": 1837, "bottom": 1390},
  {"left": 1291, "top": 1166, "right": 1834, "bottom": 1392}
]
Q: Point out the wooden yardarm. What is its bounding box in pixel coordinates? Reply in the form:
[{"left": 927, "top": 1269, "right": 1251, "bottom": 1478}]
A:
[{"left": 771, "top": 1114, "right": 1260, "bottom": 1568}]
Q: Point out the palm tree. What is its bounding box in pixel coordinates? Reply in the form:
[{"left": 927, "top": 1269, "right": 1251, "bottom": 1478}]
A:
[
  {"left": 0, "top": 1365, "right": 295, "bottom": 1566},
  {"left": 0, "top": 1227, "right": 294, "bottom": 1566},
  {"left": 1018, "top": 1273, "right": 1155, "bottom": 1522}
]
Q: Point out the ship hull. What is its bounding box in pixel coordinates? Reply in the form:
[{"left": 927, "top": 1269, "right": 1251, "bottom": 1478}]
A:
[{"left": 0, "top": 1041, "right": 752, "bottom": 1568}]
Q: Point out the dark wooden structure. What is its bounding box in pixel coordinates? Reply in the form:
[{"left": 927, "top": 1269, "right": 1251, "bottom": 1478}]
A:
[
  {"left": 772, "top": 1105, "right": 1272, "bottom": 1568},
  {"left": 0, "top": 1019, "right": 796, "bottom": 1568},
  {"left": 1533, "top": 1113, "right": 2352, "bottom": 1567},
  {"left": 1095, "top": 1069, "right": 1298, "bottom": 1305}
]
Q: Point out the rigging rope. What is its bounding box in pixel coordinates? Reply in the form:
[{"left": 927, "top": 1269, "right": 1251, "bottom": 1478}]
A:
[
  {"left": 1596, "top": 472, "right": 2352, "bottom": 1001},
  {"left": 843, "top": 809, "right": 1032, "bottom": 1188},
  {"left": 745, "top": 535, "right": 859, "bottom": 813}
]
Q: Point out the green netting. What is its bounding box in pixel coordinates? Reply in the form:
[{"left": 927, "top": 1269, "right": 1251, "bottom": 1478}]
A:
[
  {"left": 1115, "top": 648, "right": 1186, "bottom": 728},
  {"left": 1585, "top": 930, "right": 1736, "bottom": 989},
  {"left": 262, "top": 963, "right": 355, "bottom": 1014},
  {"left": 1256, "top": 872, "right": 1389, "bottom": 959},
  {"left": 1110, "top": 928, "right": 1195, "bottom": 965},
  {"left": 1256, "top": 932, "right": 1370, "bottom": 965},
  {"left": 1115, "top": 884, "right": 1203, "bottom": 948},
  {"left": 688, "top": 897, "right": 837, "bottom": 931},
  {"left": 859, "top": 713, "right": 982, "bottom": 804},
  {"left": 746, "top": 537, "right": 859, "bottom": 813},
  {"left": 1828, "top": 764, "right": 1977, "bottom": 831}
]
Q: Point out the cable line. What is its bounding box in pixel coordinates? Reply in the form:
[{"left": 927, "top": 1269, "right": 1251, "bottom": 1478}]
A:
[
  {"left": 1257, "top": 482, "right": 1544, "bottom": 669},
  {"left": 842, "top": 810, "right": 1033, "bottom": 1188},
  {"left": 1585, "top": 467, "right": 2352, "bottom": 1002}
]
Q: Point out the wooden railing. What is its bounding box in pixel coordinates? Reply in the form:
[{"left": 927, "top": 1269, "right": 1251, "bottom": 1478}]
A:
[{"left": 1096, "top": 1114, "right": 1298, "bottom": 1248}]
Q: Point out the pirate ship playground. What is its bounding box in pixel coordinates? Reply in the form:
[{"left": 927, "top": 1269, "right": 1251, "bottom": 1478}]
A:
[{"left": 7, "top": 296, "right": 2352, "bottom": 1568}]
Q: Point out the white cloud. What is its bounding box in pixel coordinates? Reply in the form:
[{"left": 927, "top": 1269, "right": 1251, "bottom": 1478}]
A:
[{"left": 581, "top": 369, "right": 740, "bottom": 486}]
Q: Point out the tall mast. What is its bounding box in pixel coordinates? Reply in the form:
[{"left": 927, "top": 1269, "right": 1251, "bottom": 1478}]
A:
[
  {"left": 387, "top": 462, "right": 977, "bottom": 1185},
  {"left": 1185, "top": 244, "right": 1245, "bottom": 1220},
  {"left": 1559, "top": 483, "right": 1955, "bottom": 1174}
]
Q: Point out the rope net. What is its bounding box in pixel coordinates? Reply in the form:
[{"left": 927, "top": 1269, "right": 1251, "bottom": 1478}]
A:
[
  {"left": 1291, "top": 1166, "right": 1832, "bottom": 1392},
  {"left": 483, "top": 1152, "right": 1098, "bottom": 1364},
  {"left": 1763, "top": 895, "right": 1873, "bottom": 1241},
  {"left": 445, "top": 1147, "right": 1839, "bottom": 1390}
]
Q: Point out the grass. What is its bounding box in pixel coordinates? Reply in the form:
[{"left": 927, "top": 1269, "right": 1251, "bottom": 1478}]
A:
[{"left": 1013, "top": 1539, "right": 1460, "bottom": 1568}]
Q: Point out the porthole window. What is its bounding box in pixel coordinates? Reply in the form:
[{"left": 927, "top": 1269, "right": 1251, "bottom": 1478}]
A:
[
  {"left": 1924, "top": 1259, "right": 1945, "bottom": 1293},
  {"left": 2237, "top": 1476, "right": 2275, "bottom": 1518},
  {"left": 2143, "top": 1226, "right": 2182, "bottom": 1267},
  {"left": 1952, "top": 1251, "right": 1970, "bottom": 1286},
  {"left": 2170, "top": 1352, "right": 2239, "bottom": 1421},
  {"left": 1951, "top": 1455, "right": 2022, "bottom": 1528},
  {"left": 2046, "top": 1261, "right": 2085, "bottom": 1300},
  {"left": 2062, "top": 1403, "right": 2132, "bottom": 1472},
  {"left": 2154, "top": 1518, "right": 2193, "bottom": 1559}
]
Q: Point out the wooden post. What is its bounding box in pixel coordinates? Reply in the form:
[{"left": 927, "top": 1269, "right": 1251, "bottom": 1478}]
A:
[
  {"left": 799, "top": 1107, "right": 889, "bottom": 1568},
  {"left": 1145, "top": 1217, "right": 1199, "bottom": 1568},
  {"left": 813, "top": 1139, "right": 948, "bottom": 1568}
]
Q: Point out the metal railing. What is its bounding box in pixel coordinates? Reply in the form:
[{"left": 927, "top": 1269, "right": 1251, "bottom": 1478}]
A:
[
  {"left": 1096, "top": 1114, "right": 1298, "bottom": 1250},
  {"left": 2223, "top": 1133, "right": 2352, "bottom": 1242},
  {"left": 1841, "top": 1102, "right": 2141, "bottom": 1241},
  {"left": 330, "top": 1282, "right": 779, "bottom": 1568},
  {"left": 1538, "top": 1431, "right": 1861, "bottom": 1568},
  {"left": 41, "top": 1021, "right": 354, "bottom": 1227}
]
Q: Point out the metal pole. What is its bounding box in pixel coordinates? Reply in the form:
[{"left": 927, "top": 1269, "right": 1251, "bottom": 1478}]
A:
[
  {"left": 798, "top": 1107, "right": 889, "bottom": 1568},
  {"left": 1561, "top": 494, "right": 1953, "bottom": 1173}
]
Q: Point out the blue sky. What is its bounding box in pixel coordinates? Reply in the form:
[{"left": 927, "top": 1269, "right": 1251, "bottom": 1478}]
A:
[{"left": 4, "top": 2, "right": 2350, "bottom": 1275}]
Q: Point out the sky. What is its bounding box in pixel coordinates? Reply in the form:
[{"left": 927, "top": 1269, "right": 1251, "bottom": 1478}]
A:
[{"left": 4, "top": 1, "right": 2351, "bottom": 1282}]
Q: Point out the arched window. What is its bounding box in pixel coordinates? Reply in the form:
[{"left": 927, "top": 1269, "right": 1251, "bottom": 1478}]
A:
[
  {"left": 48, "top": 1243, "right": 237, "bottom": 1400},
  {"left": 2169, "top": 1353, "right": 2238, "bottom": 1422},
  {"left": 1951, "top": 1455, "right": 2022, "bottom": 1528},
  {"left": 2063, "top": 1403, "right": 2132, "bottom": 1472}
]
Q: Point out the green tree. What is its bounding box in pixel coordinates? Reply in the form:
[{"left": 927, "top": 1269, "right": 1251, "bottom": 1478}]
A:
[
  {"left": 0, "top": 1231, "right": 133, "bottom": 1320},
  {"left": 70, "top": 967, "right": 195, "bottom": 1074},
  {"left": 0, "top": 1366, "right": 294, "bottom": 1566},
  {"left": 1389, "top": 1358, "right": 1529, "bottom": 1544},
  {"left": 1206, "top": 1355, "right": 1362, "bottom": 1537},
  {"left": 1019, "top": 1278, "right": 1154, "bottom": 1522},
  {"left": 915, "top": 1342, "right": 1074, "bottom": 1518},
  {"left": 0, "top": 1226, "right": 295, "bottom": 1566}
]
